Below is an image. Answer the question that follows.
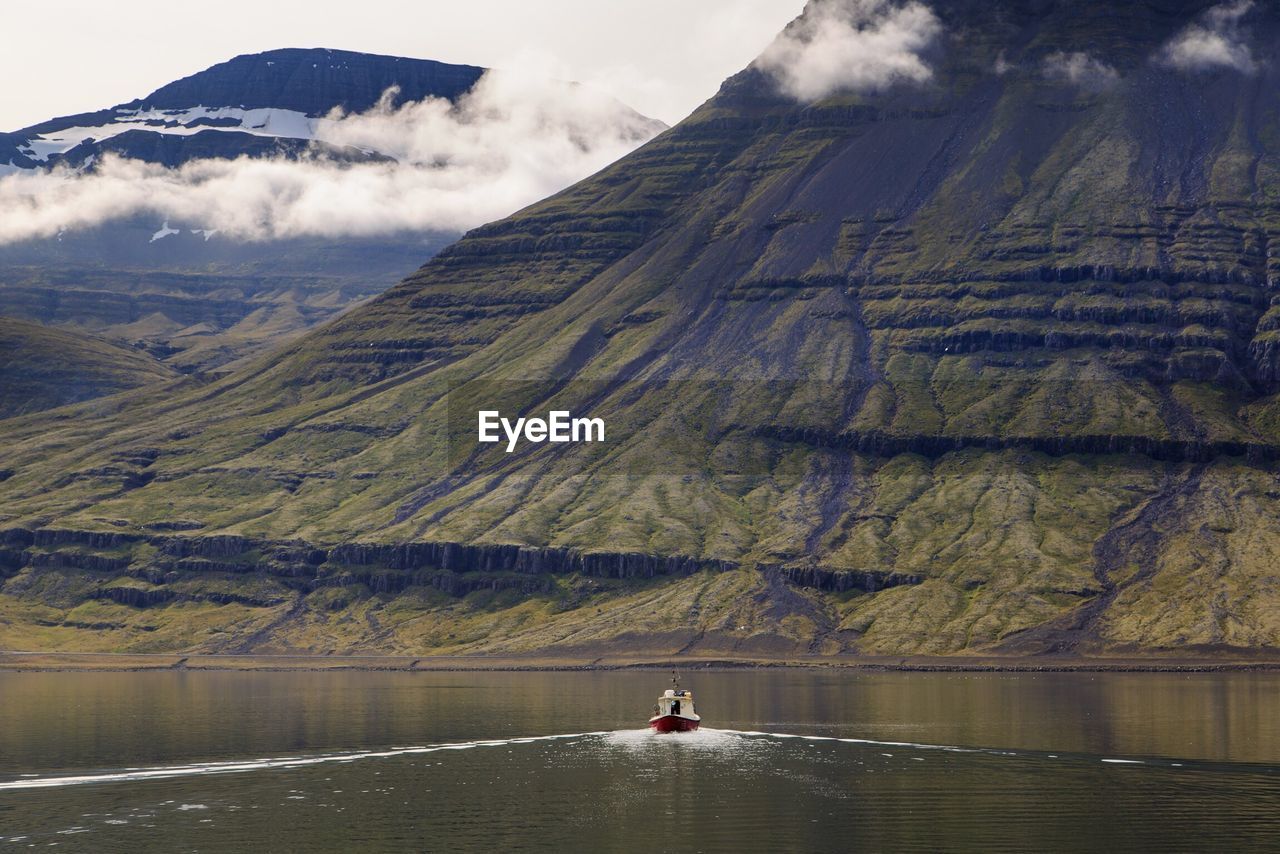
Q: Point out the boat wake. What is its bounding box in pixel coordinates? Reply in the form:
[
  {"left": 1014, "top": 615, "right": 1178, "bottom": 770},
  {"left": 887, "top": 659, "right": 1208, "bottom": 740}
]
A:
[
  {"left": 0, "top": 727, "right": 1245, "bottom": 792},
  {"left": 603, "top": 727, "right": 998, "bottom": 757},
  {"left": 604, "top": 727, "right": 747, "bottom": 750},
  {"left": 0, "top": 731, "right": 610, "bottom": 792}
]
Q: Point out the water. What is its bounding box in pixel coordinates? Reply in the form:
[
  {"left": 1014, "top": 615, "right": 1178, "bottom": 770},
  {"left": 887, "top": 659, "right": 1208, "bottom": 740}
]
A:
[{"left": 1, "top": 669, "right": 1278, "bottom": 851}]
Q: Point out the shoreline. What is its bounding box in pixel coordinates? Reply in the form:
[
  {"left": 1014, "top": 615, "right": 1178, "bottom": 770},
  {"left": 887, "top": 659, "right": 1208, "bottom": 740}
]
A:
[{"left": 3, "top": 651, "right": 1280, "bottom": 674}]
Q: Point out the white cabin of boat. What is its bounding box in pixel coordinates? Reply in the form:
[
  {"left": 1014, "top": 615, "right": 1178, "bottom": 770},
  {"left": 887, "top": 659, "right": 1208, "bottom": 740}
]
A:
[{"left": 657, "top": 688, "right": 695, "bottom": 718}]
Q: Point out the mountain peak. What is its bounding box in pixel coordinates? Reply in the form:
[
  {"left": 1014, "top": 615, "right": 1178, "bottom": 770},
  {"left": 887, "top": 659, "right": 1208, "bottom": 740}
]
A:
[{"left": 136, "top": 48, "right": 488, "bottom": 117}]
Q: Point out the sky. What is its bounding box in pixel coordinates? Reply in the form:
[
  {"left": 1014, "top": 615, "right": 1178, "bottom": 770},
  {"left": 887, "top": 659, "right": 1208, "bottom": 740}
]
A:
[{"left": 1, "top": 0, "right": 807, "bottom": 131}]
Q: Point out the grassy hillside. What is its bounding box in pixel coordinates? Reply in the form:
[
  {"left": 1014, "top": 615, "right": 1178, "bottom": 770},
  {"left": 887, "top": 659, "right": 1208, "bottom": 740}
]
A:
[
  {"left": 2, "top": 0, "right": 1280, "bottom": 658},
  {"left": 0, "top": 317, "right": 182, "bottom": 417},
  {"left": 0, "top": 233, "right": 448, "bottom": 373}
]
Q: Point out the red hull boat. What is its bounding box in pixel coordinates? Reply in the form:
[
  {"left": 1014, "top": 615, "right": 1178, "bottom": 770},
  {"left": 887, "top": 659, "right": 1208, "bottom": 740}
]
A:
[
  {"left": 649, "top": 673, "right": 701, "bottom": 732},
  {"left": 650, "top": 713, "right": 700, "bottom": 733}
]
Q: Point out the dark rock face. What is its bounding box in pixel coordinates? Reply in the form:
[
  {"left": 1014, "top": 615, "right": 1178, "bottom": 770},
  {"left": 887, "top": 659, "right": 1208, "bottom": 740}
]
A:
[
  {"left": 763, "top": 565, "right": 923, "bottom": 594},
  {"left": 1, "top": 529, "right": 36, "bottom": 548},
  {"left": 326, "top": 541, "right": 734, "bottom": 579},
  {"left": 93, "top": 586, "right": 175, "bottom": 607},
  {"left": 756, "top": 426, "right": 1280, "bottom": 465},
  {"left": 32, "top": 529, "right": 144, "bottom": 549},
  {"left": 157, "top": 535, "right": 255, "bottom": 559},
  {"left": 0, "top": 527, "right": 880, "bottom": 611},
  {"left": 27, "top": 551, "right": 132, "bottom": 573},
  {"left": 1249, "top": 337, "right": 1280, "bottom": 387}
]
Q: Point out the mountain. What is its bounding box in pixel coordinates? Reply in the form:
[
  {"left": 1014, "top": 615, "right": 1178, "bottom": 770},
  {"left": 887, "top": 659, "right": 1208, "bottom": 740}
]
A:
[
  {"left": 2, "top": 0, "right": 1279, "bottom": 659},
  {"left": 0, "top": 49, "right": 664, "bottom": 372},
  {"left": 0, "top": 317, "right": 180, "bottom": 417},
  {"left": 0, "top": 48, "right": 486, "bottom": 172}
]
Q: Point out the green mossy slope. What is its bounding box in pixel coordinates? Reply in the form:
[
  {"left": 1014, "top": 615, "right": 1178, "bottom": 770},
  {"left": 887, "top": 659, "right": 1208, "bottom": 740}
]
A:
[{"left": 0, "top": 317, "right": 180, "bottom": 417}]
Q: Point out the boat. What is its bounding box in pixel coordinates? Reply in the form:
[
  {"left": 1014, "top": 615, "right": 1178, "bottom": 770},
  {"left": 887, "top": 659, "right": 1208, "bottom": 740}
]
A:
[{"left": 649, "top": 672, "right": 701, "bottom": 733}]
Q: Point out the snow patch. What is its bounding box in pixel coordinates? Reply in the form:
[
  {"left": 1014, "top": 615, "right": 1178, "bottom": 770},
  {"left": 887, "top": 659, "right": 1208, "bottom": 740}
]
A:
[
  {"left": 11, "top": 107, "right": 321, "bottom": 163},
  {"left": 150, "top": 221, "right": 180, "bottom": 242}
]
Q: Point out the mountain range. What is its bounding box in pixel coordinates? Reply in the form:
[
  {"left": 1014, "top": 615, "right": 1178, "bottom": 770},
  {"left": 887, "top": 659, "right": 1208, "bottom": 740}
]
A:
[
  {"left": 1, "top": 0, "right": 1278, "bottom": 660},
  {"left": 0, "top": 48, "right": 664, "bottom": 379}
]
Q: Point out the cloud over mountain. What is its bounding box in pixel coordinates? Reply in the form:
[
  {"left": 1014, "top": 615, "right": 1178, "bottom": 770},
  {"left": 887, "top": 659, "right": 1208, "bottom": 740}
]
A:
[
  {"left": 755, "top": 0, "right": 942, "bottom": 102},
  {"left": 1158, "top": 0, "right": 1257, "bottom": 73},
  {"left": 0, "top": 71, "right": 664, "bottom": 244},
  {"left": 1041, "top": 51, "right": 1121, "bottom": 91}
]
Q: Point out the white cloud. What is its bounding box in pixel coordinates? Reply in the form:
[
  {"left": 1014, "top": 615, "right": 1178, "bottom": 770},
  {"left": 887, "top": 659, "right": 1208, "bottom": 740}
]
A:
[
  {"left": 0, "top": 70, "right": 664, "bottom": 244},
  {"left": 1041, "top": 51, "right": 1120, "bottom": 91},
  {"left": 755, "top": 0, "right": 943, "bottom": 102},
  {"left": 1158, "top": 0, "right": 1256, "bottom": 73}
]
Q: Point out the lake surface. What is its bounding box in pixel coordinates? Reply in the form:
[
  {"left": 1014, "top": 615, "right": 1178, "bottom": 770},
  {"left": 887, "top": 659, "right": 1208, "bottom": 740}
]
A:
[{"left": 1, "top": 669, "right": 1278, "bottom": 851}]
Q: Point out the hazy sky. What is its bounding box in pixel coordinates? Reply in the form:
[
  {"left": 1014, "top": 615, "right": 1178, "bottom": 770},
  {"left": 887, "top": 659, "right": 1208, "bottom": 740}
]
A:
[{"left": 2, "top": 1, "right": 807, "bottom": 131}]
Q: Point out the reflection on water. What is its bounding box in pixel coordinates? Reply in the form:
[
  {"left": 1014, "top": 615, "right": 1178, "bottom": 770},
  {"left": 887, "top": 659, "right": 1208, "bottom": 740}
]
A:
[{"left": 1, "top": 670, "right": 1278, "bottom": 851}]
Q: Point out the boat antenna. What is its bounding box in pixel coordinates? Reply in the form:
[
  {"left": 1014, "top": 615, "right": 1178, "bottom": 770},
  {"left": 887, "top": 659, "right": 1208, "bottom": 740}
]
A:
[{"left": 672, "top": 670, "right": 679, "bottom": 690}]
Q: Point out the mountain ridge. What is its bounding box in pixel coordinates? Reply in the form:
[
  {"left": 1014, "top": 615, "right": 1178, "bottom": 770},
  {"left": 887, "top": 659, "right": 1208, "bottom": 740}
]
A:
[{"left": 137, "top": 48, "right": 487, "bottom": 117}]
